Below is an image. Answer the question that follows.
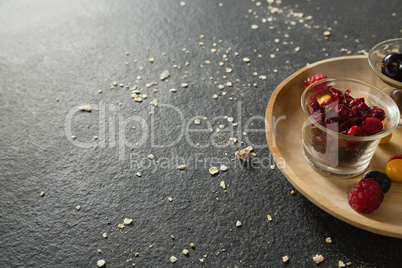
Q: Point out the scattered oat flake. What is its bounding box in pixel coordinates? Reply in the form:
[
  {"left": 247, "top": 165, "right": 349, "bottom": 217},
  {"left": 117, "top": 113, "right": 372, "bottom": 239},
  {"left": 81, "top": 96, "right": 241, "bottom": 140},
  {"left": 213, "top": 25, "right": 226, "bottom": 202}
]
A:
[
  {"left": 282, "top": 256, "right": 289, "bottom": 263},
  {"left": 170, "top": 256, "right": 178, "bottom": 263},
  {"left": 102, "top": 233, "right": 108, "bottom": 238},
  {"left": 209, "top": 167, "right": 219, "bottom": 175},
  {"left": 97, "top": 259, "right": 106, "bottom": 267},
  {"left": 180, "top": 1, "right": 185, "bottom": 6},
  {"left": 136, "top": 172, "right": 141, "bottom": 177},
  {"left": 170, "top": 88, "right": 177, "bottom": 92},
  {"left": 225, "top": 67, "right": 232, "bottom": 73},
  {"left": 226, "top": 81, "right": 233, "bottom": 87},
  {"left": 236, "top": 220, "right": 242, "bottom": 227},
  {"left": 79, "top": 105, "right": 91, "bottom": 112},
  {"left": 235, "top": 146, "right": 253, "bottom": 162},
  {"left": 338, "top": 261, "right": 346, "bottom": 267},
  {"left": 160, "top": 70, "right": 170, "bottom": 80},
  {"left": 76, "top": 205, "right": 81, "bottom": 210},
  {"left": 118, "top": 223, "right": 125, "bottom": 229},
  {"left": 220, "top": 165, "right": 228, "bottom": 171},
  {"left": 270, "top": 164, "right": 275, "bottom": 170},
  {"left": 251, "top": 24, "right": 259, "bottom": 30},
  {"left": 267, "top": 214, "right": 272, "bottom": 221},
  {"left": 323, "top": 31, "right": 331, "bottom": 36},
  {"left": 178, "top": 165, "right": 186, "bottom": 170},
  {"left": 242, "top": 57, "right": 250, "bottom": 63},
  {"left": 313, "top": 254, "right": 324, "bottom": 264},
  {"left": 133, "top": 95, "right": 143, "bottom": 102},
  {"left": 194, "top": 119, "right": 201, "bottom": 125},
  {"left": 146, "top": 82, "right": 157, "bottom": 87},
  {"left": 40, "top": 192, "right": 45, "bottom": 197},
  {"left": 183, "top": 249, "right": 189, "bottom": 255},
  {"left": 229, "top": 138, "right": 238, "bottom": 145},
  {"left": 124, "top": 218, "right": 133, "bottom": 225},
  {"left": 168, "top": 197, "right": 173, "bottom": 202},
  {"left": 291, "top": 190, "right": 296, "bottom": 195},
  {"left": 190, "top": 243, "right": 195, "bottom": 248},
  {"left": 220, "top": 181, "right": 226, "bottom": 190},
  {"left": 148, "top": 154, "right": 154, "bottom": 160},
  {"left": 148, "top": 57, "right": 155, "bottom": 63},
  {"left": 325, "top": 237, "right": 332, "bottom": 243},
  {"left": 150, "top": 98, "right": 158, "bottom": 107},
  {"left": 181, "top": 83, "right": 188, "bottom": 88}
]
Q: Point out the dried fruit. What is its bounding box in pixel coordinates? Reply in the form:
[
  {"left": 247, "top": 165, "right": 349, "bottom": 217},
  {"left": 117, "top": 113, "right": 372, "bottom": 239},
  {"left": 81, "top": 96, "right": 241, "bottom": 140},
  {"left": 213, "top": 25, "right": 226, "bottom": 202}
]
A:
[{"left": 304, "top": 74, "right": 328, "bottom": 88}]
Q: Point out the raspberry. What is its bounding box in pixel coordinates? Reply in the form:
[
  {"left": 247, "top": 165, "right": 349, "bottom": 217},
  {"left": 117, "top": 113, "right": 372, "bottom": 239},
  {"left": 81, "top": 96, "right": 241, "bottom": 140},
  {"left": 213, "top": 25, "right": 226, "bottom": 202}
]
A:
[
  {"left": 348, "top": 178, "right": 384, "bottom": 214},
  {"left": 304, "top": 74, "right": 328, "bottom": 88}
]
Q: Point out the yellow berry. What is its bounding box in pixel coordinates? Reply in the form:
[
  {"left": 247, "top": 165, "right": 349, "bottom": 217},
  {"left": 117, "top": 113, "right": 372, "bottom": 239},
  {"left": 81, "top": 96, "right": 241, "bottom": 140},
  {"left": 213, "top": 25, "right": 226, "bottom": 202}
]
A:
[{"left": 385, "top": 159, "right": 402, "bottom": 182}]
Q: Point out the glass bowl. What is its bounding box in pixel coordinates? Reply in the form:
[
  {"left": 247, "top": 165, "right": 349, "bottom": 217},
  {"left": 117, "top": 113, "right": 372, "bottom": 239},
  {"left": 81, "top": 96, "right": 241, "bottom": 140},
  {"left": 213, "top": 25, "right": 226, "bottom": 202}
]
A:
[
  {"left": 368, "top": 38, "right": 402, "bottom": 89},
  {"left": 301, "top": 78, "right": 400, "bottom": 177}
]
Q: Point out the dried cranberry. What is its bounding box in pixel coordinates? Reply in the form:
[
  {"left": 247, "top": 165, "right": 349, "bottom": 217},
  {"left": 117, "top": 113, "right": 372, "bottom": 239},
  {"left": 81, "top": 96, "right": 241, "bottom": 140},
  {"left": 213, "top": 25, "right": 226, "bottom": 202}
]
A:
[
  {"left": 309, "top": 95, "right": 320, "bottom": 112},
  {"left": 361, "top": 117, "right": 383, "bottom": 135},
  {"left": 336, "top": 104, "right": 352, "bottom": 121},
  {"left": 324, "top": 102, "right": 340, "bottom": 120},
  {"left": 370, "top": 106, "right": 386, "bottom": 121},
  {"left": 344, "top": 89, "right": 354, "bottom": 105},
  {"left": 339, "top": 117, "right": 361, "bottom": 132},
  {"left": 349, "top": 97, "right": 365, "bottom": 106},
  {"left": 312, "top": 111, "right": 325, "bottom": 125},
  {"left": 345, "top": 126, "right": 368, "bottom": 136},
  {"left": 330, "top": 88, "right": 344, "bottom": 101},
  {"left": 304, "top": 74, "right": 328, "bottom": 88}
]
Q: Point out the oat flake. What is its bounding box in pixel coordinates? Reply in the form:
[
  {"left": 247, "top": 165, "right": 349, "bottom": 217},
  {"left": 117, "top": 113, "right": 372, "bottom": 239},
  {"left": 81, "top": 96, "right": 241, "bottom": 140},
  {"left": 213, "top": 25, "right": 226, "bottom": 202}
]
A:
[
  {"left": 124, "top": 218, "right": 133, "bottom": 225},
  {"left": 178, "top": 165, "right": 186, "bottom": 170},
  {"left": 209, "top": 167, "right": 219, "bottom": 175},
  {"left": 97, "top": 260, "right": 106, "bottom": 267},
  {"left": 313, "top": 254, "right": 324, "bottom": 264}
]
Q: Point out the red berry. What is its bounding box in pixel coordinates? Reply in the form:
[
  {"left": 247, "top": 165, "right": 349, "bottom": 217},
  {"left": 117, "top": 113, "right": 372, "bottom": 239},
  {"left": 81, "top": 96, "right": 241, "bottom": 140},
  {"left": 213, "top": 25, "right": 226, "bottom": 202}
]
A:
[
  {"left": 389, "top": 154, "right": 402, "bottom": 162},
  {"left": 348, "top": 178, "right": 384, "bottom": 214},
  {"left": 304, "top": 74, "right": 328, "bottom": 88},
  {"left": 361, "top": 117, "right": 383, "bottom": 135}
]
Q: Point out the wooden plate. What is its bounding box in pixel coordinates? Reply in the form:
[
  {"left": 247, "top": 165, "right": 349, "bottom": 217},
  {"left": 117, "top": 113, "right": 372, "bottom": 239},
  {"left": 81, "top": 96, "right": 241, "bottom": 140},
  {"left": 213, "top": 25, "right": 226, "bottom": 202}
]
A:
[{"left": 265, "top": 55, "right": 402, "bottom": 238}]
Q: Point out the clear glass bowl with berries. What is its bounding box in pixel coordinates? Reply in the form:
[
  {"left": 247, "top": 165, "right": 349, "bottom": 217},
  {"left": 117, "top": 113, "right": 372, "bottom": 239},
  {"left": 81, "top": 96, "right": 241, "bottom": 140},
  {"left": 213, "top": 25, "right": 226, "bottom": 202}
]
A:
[{"left": 301, "top": 77, "right": 400, "bottom": 177}]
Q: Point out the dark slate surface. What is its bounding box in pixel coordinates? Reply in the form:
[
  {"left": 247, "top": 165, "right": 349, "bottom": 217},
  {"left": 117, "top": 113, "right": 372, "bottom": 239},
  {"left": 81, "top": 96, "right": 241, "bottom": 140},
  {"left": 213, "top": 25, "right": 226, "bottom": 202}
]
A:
[{"left": 1, "top": 0, "right": 402, "bottom": 267}]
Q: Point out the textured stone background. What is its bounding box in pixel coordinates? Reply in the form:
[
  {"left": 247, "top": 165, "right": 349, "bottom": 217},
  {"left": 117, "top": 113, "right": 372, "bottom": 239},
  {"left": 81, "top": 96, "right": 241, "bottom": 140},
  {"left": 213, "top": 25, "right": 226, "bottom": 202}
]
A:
[{"left": 1, "top": 0, "right": 402, "bottom": 267}]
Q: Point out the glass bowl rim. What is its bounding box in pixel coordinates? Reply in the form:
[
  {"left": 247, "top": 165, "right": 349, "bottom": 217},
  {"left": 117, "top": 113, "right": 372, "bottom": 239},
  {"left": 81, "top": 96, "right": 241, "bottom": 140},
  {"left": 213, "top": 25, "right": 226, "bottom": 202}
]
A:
[{"left": 301, "top": 77, "right": 400, "bottom": 141}]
